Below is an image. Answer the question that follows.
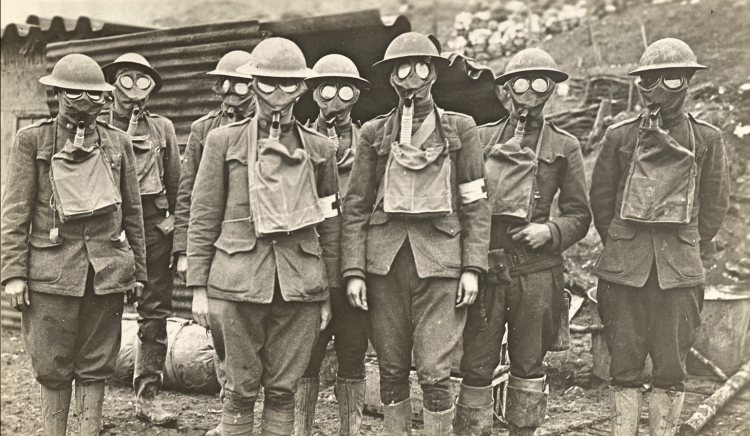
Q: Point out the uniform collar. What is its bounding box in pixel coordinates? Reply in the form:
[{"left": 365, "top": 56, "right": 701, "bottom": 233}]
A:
[
  {"left": 258, "top": 117, "right": 296, "bottom": 133},
  {"left": 508, "top": 112, "right": 544, "bottom": 131}
]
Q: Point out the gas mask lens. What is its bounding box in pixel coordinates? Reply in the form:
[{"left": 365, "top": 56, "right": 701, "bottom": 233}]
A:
[
  {"left": 396, "top": 60, "right": 431, "bottom": 80},
  {"left": 221, "top": 79, "right": 251, "bottom": 96},
  {"left": 118, "top": 74, "right": 152, "bottom": 90},
  {"left": 63, "top": 89, "right": 104, "bottom": 102},
  {"left": 663, "top": 73, "right": 684, "bottom": 90},
  {"left": 319, "top": 84, "right": 355, "bottom": 101},
  {"left": 637, "top": 72, "right": 685, "bottom": 90},
  {"left": 511, "top": 77, "right": 550, "bottom": 94},
  {"left": 257, "top": 78, "right": 300, "bottom": 94}
]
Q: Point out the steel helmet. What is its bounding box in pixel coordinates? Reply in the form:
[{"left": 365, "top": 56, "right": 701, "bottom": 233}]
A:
[
  {"left": 495, "top": 48, "right": 568, "bottom": 85},
  {"left": 207, "top": 50, "right": 254, "bottom": 79},
  {"left": 237, "top": 38, "right": 314, "bottom": 79},
  {"left": 628, "top": 38, "right": 707, "bottom": 75},
  {"left": 101, "top": 53, "right": 163, "bottom": 93},
  {"left": 373, "top": 32, "right": 450, "bottom": 69},
  {"left": 39, "top": 54, "right": 115, "bottom": 92},
  {"left": 307, "top": 54, "right": 370, "bottom": 89}
]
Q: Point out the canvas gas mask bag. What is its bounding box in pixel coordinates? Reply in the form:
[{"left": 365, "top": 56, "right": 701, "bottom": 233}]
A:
[
  {"left": 484, "top": 118, "right": 544, "bottom": 222},
  {"left": 49, "top": 121, "right": 121, "bottom": 222},
  {"left": 246, "top": 116, "right": 327, "bottom": 236},
  {"left": 378, "top": 107, "right": 452, "bottom": 216},
  {"left": 620, "top": 114, "right": 697, "bottom": 224}
]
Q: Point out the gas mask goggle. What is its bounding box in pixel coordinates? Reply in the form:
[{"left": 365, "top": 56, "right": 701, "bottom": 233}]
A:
[
  {"left": 314, "top": 81, "right": 360, "bottom": 125},
  {"left": 57, "top": 88, "right": 106, "bottom": 128},
  {"left": 636, "top": 70, "right": 690, "bottom": 121},
  {"left": 113, "top": 67, "right": 155, "bottom": 115},
  {"left": 214, "top": 76, "right": 255, "bottom": 120},
  {"left": 390, "top": 57, "right": 437, "bottom": 103},
  {"left": 503, "top": 74, "right": 555, "bottom": 117},
  {"left": 253, "top": 77, "right": 307, "bottom": 139}
]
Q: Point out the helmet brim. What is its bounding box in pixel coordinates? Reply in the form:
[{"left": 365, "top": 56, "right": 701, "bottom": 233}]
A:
[
  {"left": 495, "top": 67, "right": 569, "bottom": 85},
  {"left": 102, "top": 61, "right": 163, "bottom": 94},
  {"left": 627, "top": 62, "right": 707, "bottom": 76},
  {"left": 236, "top": 64, "right": 316, "bottom": 79},
  {"left": 305, "top": 74, "right": 370, "bottom": 90},
  {"left": 372, "top": 54, "right": 451, "bottom": 70},
  {"left": 39, "top": 75, "right": 116, "bottom": 92},
  {"left": 206, "top": 69, "right": 255, "bottom": 79}
]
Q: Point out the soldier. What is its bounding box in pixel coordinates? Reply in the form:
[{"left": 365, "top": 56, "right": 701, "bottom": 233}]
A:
[
  {"left": 342, "top": 32, "right": 491, "bottom": 435},
  {"left": 1, "top": 54, "right": 147, "bottom": 436},
  {"left": 590, "top": 38, "right": 729, "bottom": 436},
  {"left": 187, "top": 37, "right": 339, "bottom": 436},
  {"left": 456, "top": 48, "right": 592, "bottom": 436},
  {"left": 295, "top": 54, "right": 371, "bottom": 436},
  {"left": 100, "top": 53, "right": 181, "bottom": 426},
  {"left": 172, "top": 50, "right": 255, "bottom": 436}
]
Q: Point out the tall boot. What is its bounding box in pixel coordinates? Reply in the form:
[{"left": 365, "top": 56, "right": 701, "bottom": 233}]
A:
[
  {"left": 262, "top": 405, "right": 295, "bottom": 436},
  {"left": 75, "top": 382, "right": 105, "bottom": 436},
  {"left": 336, "top": 377, "right": 366, "bottom": 435},
  {"left": 649, "top": 388, "right": 684, "bottom": 436},
  {"left": 610, "top": 386, "right": 643, "bottom": 436},
  {"left": 454, "top": 383, "right": 493, "bottom": 436},
  {"left": 506, "top": 375, "right": 548, "bottom": 436},
  {"left": 222, "top": 405, "right": 255, "bottom": 436},
  {"left": 383, "top": 398, "right": 412, "bottom": 436},
  {"left": 40, "top": 384, "right": 72, "bottom": 436},
  {"left": 134, "top": 334, "right": 177, "bottom": 427},
  {"left": 423, "top": 406, "right": 455, "bottom": 436},
  {"left": 293, "top": 377, "right": 319, "bottom": 435}
]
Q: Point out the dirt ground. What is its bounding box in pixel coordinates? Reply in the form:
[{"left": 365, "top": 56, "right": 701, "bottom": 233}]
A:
[{"left": 3, "top": 303, "right": 749, "bottom": 435}]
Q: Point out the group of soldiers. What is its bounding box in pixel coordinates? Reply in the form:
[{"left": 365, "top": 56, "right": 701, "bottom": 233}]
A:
[{"left": 0, "top": 27, "right": 729, "bottom": 436}]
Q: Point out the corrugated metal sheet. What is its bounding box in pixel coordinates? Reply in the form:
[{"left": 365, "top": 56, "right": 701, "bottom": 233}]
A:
[{"left": 45, "top": 10, "right": 412, "bottom": 145}]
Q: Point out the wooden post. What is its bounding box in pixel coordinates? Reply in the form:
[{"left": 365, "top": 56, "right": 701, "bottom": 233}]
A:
[{"left": 688, "top": 348, "right": 729, "bottom": 381}]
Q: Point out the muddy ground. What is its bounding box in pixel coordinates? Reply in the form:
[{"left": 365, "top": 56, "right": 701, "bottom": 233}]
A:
[{"left": 3, "top": 303, "right": 749, "bottom": 435}]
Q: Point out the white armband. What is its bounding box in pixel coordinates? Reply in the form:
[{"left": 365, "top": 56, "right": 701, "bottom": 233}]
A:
[
  {"left": 319, "top": 193, "right": 340, "bottom": 218},
  {"left": 458, "top": 179, "right": 487, "bottom": 204}
]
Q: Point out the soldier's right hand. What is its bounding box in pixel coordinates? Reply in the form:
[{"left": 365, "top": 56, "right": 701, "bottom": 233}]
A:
[
  {"left": 192, "top": 286, "right": 210, "bottom": 328},
  {"left": 5, "top": 278, "right": 29, "bottom": 312},
  {"left": 346, "top": 277, "right": 368, "bottom": 311},
  {"left": 176, "top": 253, "right": 187, "bottom": 276}
]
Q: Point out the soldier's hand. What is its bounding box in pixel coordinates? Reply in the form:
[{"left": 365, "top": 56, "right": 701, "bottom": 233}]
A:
[
  {"left": 346, "top": 277, "right": 368, "bottom": 311},
  {"left": 176, "top": 253, "right": 187, "bottom": 276},
  {"left": 5, "top": 278, "right": 30, "bottom": 312},
  {"left": 320, "top": 298, "right": 332, "bottom": 331},
  {"left": 509, "top": 223, "right": 552, "bottom": 249},
  {"left": 456, "top": 270, "right": 479, "bottom": 308},
  {"left": 125, "top": 281, "right": 145, "bottom": 304},
  {"left": 192, "top": 286, "right": 210, "bottom": 328}
]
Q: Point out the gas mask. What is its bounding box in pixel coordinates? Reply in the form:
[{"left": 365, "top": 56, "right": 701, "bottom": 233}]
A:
[
  {"left": 214, "top": 77, "right": 256, "bottom": 119},
  {"left": 503, "top": 74, "right": 555, "bottom": 118},
  {"left": 253, "top": 77, "right": 307, "bottom": 121},
  {"left": 313, "top": 80, "right": 360, "bottom": 125},
  {"left": 57, "top": 88, "right": 106, "bottom": 128},
  {"left": 112, "top": 67, "right": 156, "bottom": 116},
  {"left": 390, "top": 57, "right": 437, "bottom": 104},
  {"left": 636, "top": 70, "right": 690, "bottom": 120}
]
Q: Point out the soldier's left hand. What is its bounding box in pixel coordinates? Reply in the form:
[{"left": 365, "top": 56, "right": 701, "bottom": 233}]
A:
[
  {"left": 320, "top": 298, "right": 332, "bottom": 331},
  {"left": 456, "top": 270, "right": 479, "bottom": 308},
  {"left": 125, "top": 281, "right": 145, "bottom": 304},
  {"left": 509, "top": 223, "right": 552, "bottom": 249}
]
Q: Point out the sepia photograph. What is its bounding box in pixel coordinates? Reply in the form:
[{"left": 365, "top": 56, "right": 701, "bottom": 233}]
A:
[{"left": 1, "top": 0, "right": 749, "bottom": 434}]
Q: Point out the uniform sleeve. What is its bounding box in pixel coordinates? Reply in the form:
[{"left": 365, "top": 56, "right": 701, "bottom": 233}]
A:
[
  {"left": 340, "top": 122, "right": 379, "bottom": 280},
  {"left": 173, "top": 124, "right": 204, "bottom": 255},
  {"left": 698, "top": 129, "right": 730, "bottom": 244},
  {"left": 455, "top": 116, "right": 491, "bottom": 273},
  {"left": 546, "top": 138, "right": 592, "bottom": 252},
  {"left": 590, "top": 129, "right": 621, "bottom": 244},
  {"left": 315, "top": 143, "right": 342, "bottom": 289},
  {"left": 0, "top": 133, "right": 37, "bottom": 283},
  {"left": 119, "top": 137, "right": 148, "bottom": 282},
  {"left": 163, "top": 120, "right": 181, "bottom": 215},
  {"left": 186, "top": 130, "right": 227, "bottom": 287}
]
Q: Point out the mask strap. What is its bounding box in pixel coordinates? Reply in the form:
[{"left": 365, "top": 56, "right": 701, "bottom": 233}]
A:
[
  {"left": 326, "top": 118, "right": 340, "bottom": 150},
  {"left": 269, "top": 112, "right": 281, "bottom": 141},
  {"left": 399, "top": 97, "right": 414, "bottom": 146},
  {"left": 127, "top": 108, "right": 140, "bottom": 136}
]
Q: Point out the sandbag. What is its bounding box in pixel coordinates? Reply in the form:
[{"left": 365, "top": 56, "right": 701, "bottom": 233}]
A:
[{"left": 114, "top": 315, "right": 220, "bottom": 394}]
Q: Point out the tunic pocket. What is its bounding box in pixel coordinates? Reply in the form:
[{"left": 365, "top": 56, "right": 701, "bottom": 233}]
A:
[
  {"left": 27, "top": 233, "right": 64, "bottom": 283},
  {"left": 595, "top": 221, "right": 637, "bottom": 276},
  {"left": 428, "top": 216, "right": 462, "bottom": 270},
  {"left": 111, "top": 233, "right": 137, "bottom": 285}
]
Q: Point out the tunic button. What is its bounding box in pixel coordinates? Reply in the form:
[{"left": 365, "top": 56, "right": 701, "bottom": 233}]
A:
[
  {"left": 85, "top": 236, "right": 90, "bottom": 242},
  {"left": 272, "top": 240, "right": 277, "bottom": 244},
  {"left": 260, "top": 120, "right": 268, "bottom": 129}
]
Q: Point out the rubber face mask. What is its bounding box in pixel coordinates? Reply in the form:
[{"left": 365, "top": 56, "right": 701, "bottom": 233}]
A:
[
  {"left": 215, "top": 77, "right": 256, "bottom": 111},
  {"left": 57, "top": 89, "right": 106, "bottom": 127},
  {"left": 113, "top": 67, "right": 155, "bottom": 113},
  {"left": 504, "top": 74, "right": 555, "bottom": 117},
  {"left": 313, "top": 81, "right": 360, "bottom": 124},
  {"left": 637, "top": 70, "right": 689, "bottom": 118},
  {"left": 390, "top": 57, "right": 437, "bottom": 103},
  {"left": 253, "top": 77, "right": 307, "bottom": 118}
]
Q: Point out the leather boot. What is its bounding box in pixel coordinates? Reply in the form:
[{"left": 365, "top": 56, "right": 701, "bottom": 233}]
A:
[
  {"left": 41, "top": 384, "right": 72, "bottom": 436},
  {"left": 293, "top": 377, "right": 319, "bottom": 435},
  {"left": 336, "top": 377, "right": 366, "bottom": 435},
  {"left": 135, "top": 387, "right": 178, "bottom": 427},
  {"left": 423, "top": 406, "right": 454, "bottom": 436},
  {"left": 222, "top": 407, "right": 254, "bottom": 436},
  {"left": 610, "top": 386, "right": 643, "bottom": 436},
  {"left": 262, "top": 405, "right": 295, "bottom": 436},
  {"left": 506, "top": 375, "right": 548, "bottom": 436},
  {"left": 383, "top": 398, "right": 412, "bottom": 435},
  {"left": 75, "top": 382, "right": 105, "bottom": 436},
  {"left": 649, "top": 388, "right": 684, "bottom": 436},
  {"left": 454, "top": 383, "right": 493, "bottom": 436}
]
